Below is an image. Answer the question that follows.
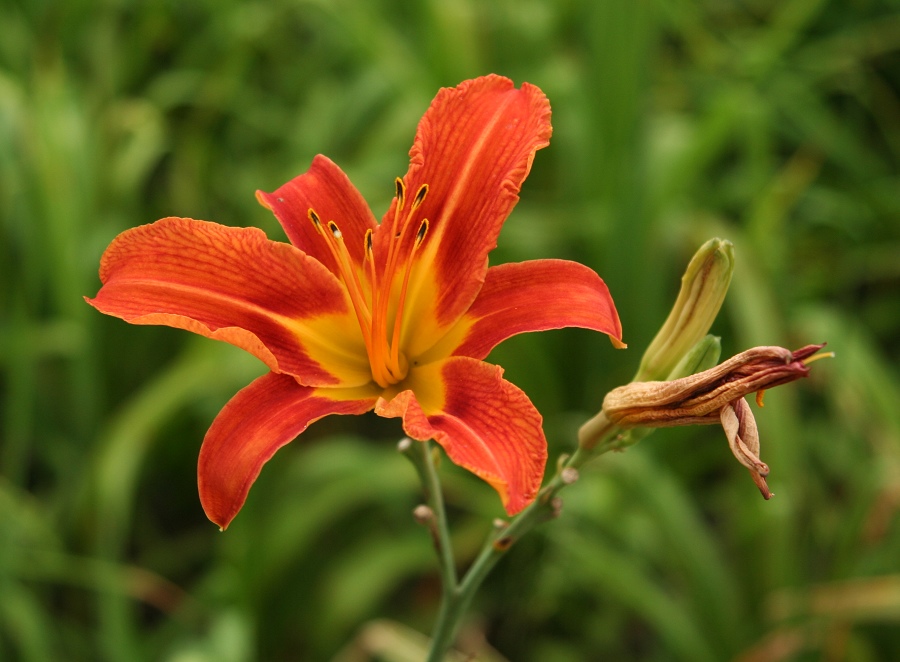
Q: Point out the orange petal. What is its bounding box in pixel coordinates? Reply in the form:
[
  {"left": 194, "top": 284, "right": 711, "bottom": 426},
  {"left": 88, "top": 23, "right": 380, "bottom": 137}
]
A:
[
  {"left": 86, "top": 217, "right": 370, "bottom": 386},
  {"left": 256, "top": 155, "right": 378, "bottom": 279},
  {"left": 375, "top": 356, "right": 547, "bottom": 515},
  {"left": 419, "top": 259, "right": 623, "bottom": 363},
  {"left": 199, "top": 372, "right": 379, "bottom": 529},
  {"left": 375, "top": 75, "right": 552, "bottom": 356}
]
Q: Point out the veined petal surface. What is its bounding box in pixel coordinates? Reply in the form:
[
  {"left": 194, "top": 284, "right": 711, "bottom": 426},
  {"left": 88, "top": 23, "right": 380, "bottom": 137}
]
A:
[
  {"left": 86, "top": 217, "right": 371, "bottom": 386},
  {"left": 256, "top": 155, "right": 378, "bottom": 278},
  {"left": 419, "top": 259, "right": 623, "bottom": 363},
  {"left": 375, "top": 356, "right": 547, "bottom": 515},
  {"left": 199, "top": 372, "right": 380, "bottom": 529},
  {"left": 377, "top": 75, "right": 553, "bottom": 358}
]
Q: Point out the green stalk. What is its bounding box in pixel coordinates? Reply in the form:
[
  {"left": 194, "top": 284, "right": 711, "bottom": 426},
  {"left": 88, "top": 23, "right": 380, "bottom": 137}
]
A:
[{"left": 414, "top": 419, "right": 623, "bottom": 661}]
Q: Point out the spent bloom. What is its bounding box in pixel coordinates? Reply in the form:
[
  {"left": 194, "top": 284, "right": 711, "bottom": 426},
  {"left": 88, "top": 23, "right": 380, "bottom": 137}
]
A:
[
  {"left": 87, "top": 75, "right": 623, "bottom": 528},
  {"left": 586, "top": 344, "right": 828, "bottom": 497}
]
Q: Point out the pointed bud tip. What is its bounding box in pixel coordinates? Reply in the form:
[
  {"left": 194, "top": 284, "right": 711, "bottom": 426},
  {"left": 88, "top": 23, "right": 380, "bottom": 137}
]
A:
[{"left": 635, "top": 237, "right": 734, "bottom": 381}]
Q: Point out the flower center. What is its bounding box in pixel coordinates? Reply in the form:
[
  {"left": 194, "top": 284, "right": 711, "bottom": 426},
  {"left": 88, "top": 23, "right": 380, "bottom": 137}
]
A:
[{"left": 308, "top": 178, "right": 428, "bottom": 389}]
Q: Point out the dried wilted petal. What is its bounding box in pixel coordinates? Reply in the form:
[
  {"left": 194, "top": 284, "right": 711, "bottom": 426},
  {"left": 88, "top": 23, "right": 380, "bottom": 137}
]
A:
[
  {"left": 599, "top": 344, "right": 825, "bottom": 429},
  {"left": 721, "top": 397, "right": 772, "bottom": 499},
  {"left": 580, "top": 343, "right": 830, "bottom": 498}
]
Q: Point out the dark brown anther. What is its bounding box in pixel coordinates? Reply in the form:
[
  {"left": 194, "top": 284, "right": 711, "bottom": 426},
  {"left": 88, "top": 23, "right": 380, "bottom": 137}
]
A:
[
  {"left": 395, "top": 178, "right": 405, "bottom": 207},
  {"left": 412, "top": 183, "right": 428, "bottom": 209},
  {"left": 415, "top": 219, "right": 429, "bottom": 246}
]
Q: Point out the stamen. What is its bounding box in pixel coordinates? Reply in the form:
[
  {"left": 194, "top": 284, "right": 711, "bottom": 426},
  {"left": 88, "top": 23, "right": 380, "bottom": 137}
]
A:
[
  {"left": 412, "top": 184, "right": 428, "bottom": 210},
  {"left": 348, "top": 178, "right": 432, "bottom": 388},
  {"left": 308, "top": 208, "right": 323, "bottom": 232},
  {"left": 377, "top": 183, "right": 424, "bottom": 364},
  {"left": 415, "top": 218, "right": 429, "bottom": 246},
  {"left": 363, "top": 228, "right": 379, "bottom": 379},
  {"left": 326, "top": 223, "right": 368, "bottom": 323},
  {"left": 310, "top": 217, "right": 385, "bottom": 385},
  {"left": 388, "top": 218, "right": 428, "bottom": 375},
  {"left": 395, "top": 178, "right": 406, "bottom": 209}
]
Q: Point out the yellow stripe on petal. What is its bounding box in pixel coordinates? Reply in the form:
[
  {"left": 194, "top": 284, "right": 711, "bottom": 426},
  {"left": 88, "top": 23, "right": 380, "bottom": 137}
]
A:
[
  {"left": 87, "top": 217, "right": 369, "bottom": 387},
  {"left": 419, "top": 259, "right": 624, "bottom": 364}
]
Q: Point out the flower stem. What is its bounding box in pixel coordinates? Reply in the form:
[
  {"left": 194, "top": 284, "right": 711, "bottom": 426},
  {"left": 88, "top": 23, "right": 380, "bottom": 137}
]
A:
[
  {"left": 414, "top": 421, "right": 624, "bottom": 661},
  {"left": 403, "top": 439, "right": 457, "bottom": 590},
  {"left": 422, "top": 442, "right": 458, "bottom": 590}
]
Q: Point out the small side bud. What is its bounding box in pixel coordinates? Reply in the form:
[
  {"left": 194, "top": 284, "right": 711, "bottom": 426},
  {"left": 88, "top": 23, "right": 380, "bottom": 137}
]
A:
[
  {"left": 635, "top": 238, "right": 734, "bottom": 382},
  {"left": 549, "top": 497, "right": 564, "bottom": 519},
  {"left": 721, "top": 398, "right": 772, "bottom": 499},
  {"left": 413, "top": 504, "right": 434, "bottom": 525},
  {"left": 561, "top": 467, "right": 580, "bottom": 485}
]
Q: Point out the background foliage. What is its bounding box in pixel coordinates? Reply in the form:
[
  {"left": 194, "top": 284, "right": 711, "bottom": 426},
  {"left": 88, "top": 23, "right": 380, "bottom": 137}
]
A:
[{"left": 2, "top": 0, "right": 899, "bottom": 660}]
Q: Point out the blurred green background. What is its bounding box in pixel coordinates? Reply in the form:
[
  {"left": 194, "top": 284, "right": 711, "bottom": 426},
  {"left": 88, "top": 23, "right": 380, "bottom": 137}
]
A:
[{"left": 2, "top": 0, "right": 899, "bottom": 660}]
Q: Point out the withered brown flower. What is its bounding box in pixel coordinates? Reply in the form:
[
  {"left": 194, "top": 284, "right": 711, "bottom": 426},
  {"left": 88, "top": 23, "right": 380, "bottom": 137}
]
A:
[{"left": 580, "top": 344, "right": 828, "bottom": 497}]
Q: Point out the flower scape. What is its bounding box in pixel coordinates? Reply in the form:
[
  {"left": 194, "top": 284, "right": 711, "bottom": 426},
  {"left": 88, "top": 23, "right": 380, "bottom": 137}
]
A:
[{"left": 87, "top": 75, "right": 623, "bottom": 529}]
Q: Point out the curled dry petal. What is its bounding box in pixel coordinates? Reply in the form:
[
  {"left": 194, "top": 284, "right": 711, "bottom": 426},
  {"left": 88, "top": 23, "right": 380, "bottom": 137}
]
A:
[
  {"left": 721, "top": 398, "right": 772, "bottom": 499},
  {"left": 585, "top": 344, "right": 827, "bottom": 499},
  {"left": 601, "top": 344, "right": 825, "bottom": 428}
]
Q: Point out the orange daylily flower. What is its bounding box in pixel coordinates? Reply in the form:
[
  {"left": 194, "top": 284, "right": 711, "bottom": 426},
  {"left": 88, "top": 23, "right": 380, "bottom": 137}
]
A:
[{"left": 87, "top": 75, "right": 623, "bottom": 529}]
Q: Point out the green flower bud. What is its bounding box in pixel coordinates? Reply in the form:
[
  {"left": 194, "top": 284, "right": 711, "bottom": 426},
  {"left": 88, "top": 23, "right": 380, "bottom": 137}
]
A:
[
  {"left": 665, "top": 334, "right": 722, "bottom": 380},
  {"left": 634, "top": 238, "right": 734, "bottom": 382}
]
